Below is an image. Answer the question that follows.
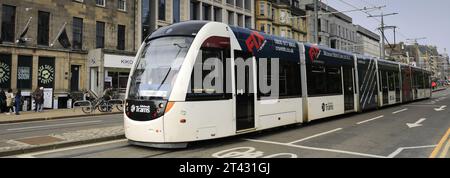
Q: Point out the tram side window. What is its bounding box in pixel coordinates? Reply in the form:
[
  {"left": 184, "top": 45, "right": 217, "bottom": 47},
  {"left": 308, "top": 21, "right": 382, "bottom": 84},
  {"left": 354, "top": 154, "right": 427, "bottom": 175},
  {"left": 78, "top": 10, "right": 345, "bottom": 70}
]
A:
[
  {"left": 380, "top": 71, "right": 388, "bottom": 91},
  {"left": 417, "top": 72, "right": 424, "bottom": 89},
  {"left": 388, "top": 72, "right": 395, "bottom": 91},
  {"left": 186, "top": 47, "right": 232, "bottom": 101},
  {"left": 307, "top": 63, "right": 342, "bottom": 96},
  {"left": 425, "top": 73, "right": 431, "bottom": 89},
  {"left": 326, "top": 66, "right": 342, "bottom": 95},
  {"left": 394, "top": 72, "right": 400, "bottom": 91},
  {"left": 257, "top": 58, "right": 301, "bottom": 99},
  {"left": 307, "top": 64, "right": 326, "bottom": 96},
  {"left": 279, "top": 59, "right": 301, "bottom": 98}
]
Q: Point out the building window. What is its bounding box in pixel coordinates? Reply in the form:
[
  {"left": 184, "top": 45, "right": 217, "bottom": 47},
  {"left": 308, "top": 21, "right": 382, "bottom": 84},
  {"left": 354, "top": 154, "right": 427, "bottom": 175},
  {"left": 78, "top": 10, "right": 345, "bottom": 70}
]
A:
[
  {"left": 117, "top": 25, "right": 125, "bottom": 50},
  {"left": 37, "top": 11, "right": 50, "bottom": 46},
  {"left": 96, "top": 0, "right": 106, "bottom": 7},
  {"left": 245, "top": 0, "right": 251, "bottom": 11},
  {"left": 73, "top": 17, "right": 83, "bottom": 50},
  {"left": 142, "top": 0, "right": 150, "bottom": 41},
  {"left": 17, "top": 55, "right": 33, "bottom": 89},
  {"left": 190, "top": 1, "right": 199, "bottom": 20},
  {"left": 118, "top": 0, "right": 126, "bottom": 11},
  {"left": 237, "top": 14, "right": 243, "bottom": 27},
  {"left": 96, "top": 21, "right": 105, "bottom": 48},
  {"left": 203, "top": 3, "right": 211, "bottom": 21},
  {"left": 245, "top": 16, "right": 252, "bottom": 29},
  {"left": 214, "top": 7, "right": 222, "bottom": 22},
  {"left": 259, "top": 2, "right": 265, "bottom": 16},
  {"left": 1, "top": 5, "right": 16, "bottom": 43},
  {"left": 228, "top": 11, "right": 234, "bottom": 25},
  {"left": 260, "top": 24, "right": 265, "bottom": 32},
  {"left": 173, "top": 0, "right": 180, "bottom": 23},
  {"left": 158, "top": 0, "right": 166, "bottom": 21}
]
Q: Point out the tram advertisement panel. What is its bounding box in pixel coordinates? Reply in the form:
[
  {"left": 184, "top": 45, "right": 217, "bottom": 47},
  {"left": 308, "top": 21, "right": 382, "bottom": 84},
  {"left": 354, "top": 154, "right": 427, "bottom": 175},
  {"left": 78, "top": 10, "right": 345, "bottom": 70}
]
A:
[
  {"left": 304, "top": 44, "right": 354, "bottom": 65},
  {"left": 0, "top": 54, "right": 11, "bottom": 89},
  {"left": 231, "top": 27, "right": 300, "bottom": 60}
]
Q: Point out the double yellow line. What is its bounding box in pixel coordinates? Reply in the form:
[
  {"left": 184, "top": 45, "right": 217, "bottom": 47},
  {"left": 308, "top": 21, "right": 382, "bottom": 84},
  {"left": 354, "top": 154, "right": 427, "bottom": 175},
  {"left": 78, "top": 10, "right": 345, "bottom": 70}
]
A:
[{"left": 430, "top": 128, "right": 450, "bottom": 158}]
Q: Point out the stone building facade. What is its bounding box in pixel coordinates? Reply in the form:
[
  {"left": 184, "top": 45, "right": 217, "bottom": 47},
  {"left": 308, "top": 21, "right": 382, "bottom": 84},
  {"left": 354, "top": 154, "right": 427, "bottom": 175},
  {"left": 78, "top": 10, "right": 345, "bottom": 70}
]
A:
[
  {"left": 138, "top": 0, "right": 255, "bottom": 46},
  {"left": 355, "top": 25, "right": 380, "bottom": 58},
  {"left": 301, "top": 0, "right": 357, "bottom": 52},
  {"left": 0, "top": 0, "right": 136, "bottom": 109},
  {"left": 255, "top": 0, "right": 307, "bottom": 41}
]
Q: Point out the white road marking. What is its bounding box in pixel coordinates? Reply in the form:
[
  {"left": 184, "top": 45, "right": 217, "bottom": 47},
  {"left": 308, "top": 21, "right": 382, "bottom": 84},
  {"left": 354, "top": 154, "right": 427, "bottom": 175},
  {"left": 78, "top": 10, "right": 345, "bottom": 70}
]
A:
[
  {"left": 7, "top": 120, "right": 103, "bottom": 131},
  {"left": 434, "top": 105, "right": 447, "bottom": 111},
  {"left": 245, "top": 139, "right": 386, "bottom": 158},
  {"left": 15, "top": 139, "right": 128, "bottom": 158},
  {"left": 392, "top": 108, "right": 408, "bottom": 114},
  {"left": 288, "top": 128, "right": 343, "bottom": 144},
  {"left": 357, "top": 115, "right": 384, "bottom": 125},
  {"left": 405, "top": 104, "right": 441, "bottom": 107},
  {"left": 387, "top": 145, "right": 436, "bottom": 158},
  {"left": 212, "top": 147, "right": 298, "bottom": 158},
  {"left": 406, "top": 118, "right": 427, "bottom": 128}
]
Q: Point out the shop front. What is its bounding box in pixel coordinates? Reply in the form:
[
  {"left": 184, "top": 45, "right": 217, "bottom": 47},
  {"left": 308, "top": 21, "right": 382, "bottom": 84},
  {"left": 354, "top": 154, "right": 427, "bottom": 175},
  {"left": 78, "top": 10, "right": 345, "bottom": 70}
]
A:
[
  {"left": 0, "top": 47, "right": 86, "bottom": 111},
  {"left": 89, "top": 49, "right": 135, "bottom": 99}
]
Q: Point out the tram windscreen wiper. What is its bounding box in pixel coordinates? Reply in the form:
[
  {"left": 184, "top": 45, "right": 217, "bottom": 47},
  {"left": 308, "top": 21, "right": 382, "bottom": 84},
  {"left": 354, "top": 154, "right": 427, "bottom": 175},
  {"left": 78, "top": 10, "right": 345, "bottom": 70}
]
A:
[{"left": 156, "top": 43, "right": 186, "bottom": 90}]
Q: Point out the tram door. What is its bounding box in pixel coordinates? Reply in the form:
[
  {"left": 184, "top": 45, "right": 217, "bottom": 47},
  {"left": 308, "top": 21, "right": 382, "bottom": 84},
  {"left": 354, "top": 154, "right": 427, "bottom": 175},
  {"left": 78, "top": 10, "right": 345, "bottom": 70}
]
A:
[
  {"left": 343, "top": 67, "right": 355, "bottom": 112},
  {"left": 234, "top": 50, "right": 255, "bottom": 132}
]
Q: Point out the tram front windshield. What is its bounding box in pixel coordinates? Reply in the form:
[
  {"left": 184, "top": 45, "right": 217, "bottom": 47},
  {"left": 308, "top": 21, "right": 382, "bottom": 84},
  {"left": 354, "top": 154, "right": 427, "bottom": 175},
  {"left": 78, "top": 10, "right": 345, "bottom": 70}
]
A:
[{"left": 128, "top": 36, "right": 194, "bottom": 100}]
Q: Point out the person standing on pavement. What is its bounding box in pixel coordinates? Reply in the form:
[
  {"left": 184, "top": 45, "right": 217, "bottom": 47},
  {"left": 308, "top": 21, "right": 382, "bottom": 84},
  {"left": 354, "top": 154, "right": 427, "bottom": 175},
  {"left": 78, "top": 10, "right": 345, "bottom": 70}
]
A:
[
  {"left": 38, "top": 87, "right": 44, "bottom": 112},
  {"left": 33, "top": 87, "right": 43, "bottom": 112},
  {"left": 14, "top": 89, "right": 22, "bottom": 115},
  {"left": 0, "top": 88, "right": 6, "bottom": 113},
  {"left": 5, "top": 89, "right": 14, "bottom": 115}
]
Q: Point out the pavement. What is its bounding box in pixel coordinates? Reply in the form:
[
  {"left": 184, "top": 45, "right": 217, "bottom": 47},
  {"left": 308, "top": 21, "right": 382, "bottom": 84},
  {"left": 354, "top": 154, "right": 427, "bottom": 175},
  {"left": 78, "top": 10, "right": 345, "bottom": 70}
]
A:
[
  {"left": 0, "top": 108, "right": 122, "bottom": 124},
  {"left": 0, "top": 113, "right": 124, "bottom": 157},
  {"left": 5, "top": 88, "right": 450, "bottom": 158}
]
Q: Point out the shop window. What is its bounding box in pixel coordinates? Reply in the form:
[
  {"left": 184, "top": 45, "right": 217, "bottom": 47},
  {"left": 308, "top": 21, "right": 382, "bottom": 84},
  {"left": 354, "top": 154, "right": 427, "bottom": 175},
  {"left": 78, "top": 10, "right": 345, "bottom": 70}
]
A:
[{"left": 17, "top": 56, "right": 33, "bottom": 89}]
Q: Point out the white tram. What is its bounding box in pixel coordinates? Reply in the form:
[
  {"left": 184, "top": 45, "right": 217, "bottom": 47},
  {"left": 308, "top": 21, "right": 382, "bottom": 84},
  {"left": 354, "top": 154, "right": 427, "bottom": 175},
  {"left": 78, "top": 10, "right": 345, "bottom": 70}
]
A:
[{"left": 124, "top": 21, "right": 432, "bottom": 148}]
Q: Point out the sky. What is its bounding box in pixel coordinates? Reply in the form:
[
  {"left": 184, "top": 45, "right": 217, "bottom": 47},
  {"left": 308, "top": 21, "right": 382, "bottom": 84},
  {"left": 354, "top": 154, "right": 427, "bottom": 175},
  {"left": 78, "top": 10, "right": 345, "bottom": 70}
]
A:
[{"left": 323, "top": 0, "right": 450, "bottom": 54}]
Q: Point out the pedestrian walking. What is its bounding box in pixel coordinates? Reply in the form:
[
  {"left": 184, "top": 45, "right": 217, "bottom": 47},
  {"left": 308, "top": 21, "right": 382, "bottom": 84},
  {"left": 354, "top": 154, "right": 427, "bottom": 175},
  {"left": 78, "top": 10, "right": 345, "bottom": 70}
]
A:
[
  {"left": 5, "top": 89, "right": 14, "bottom": 115},
  {"left": 14, "top": 89, "right": 22, "bottom": 115},
  {"left": 0, "top": 88, "right": 6, "bottom": 113}
]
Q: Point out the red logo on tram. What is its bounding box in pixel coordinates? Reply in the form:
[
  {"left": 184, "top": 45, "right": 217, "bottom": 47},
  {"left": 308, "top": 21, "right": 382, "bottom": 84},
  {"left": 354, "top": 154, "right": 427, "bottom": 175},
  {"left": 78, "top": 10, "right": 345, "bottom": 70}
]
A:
[
  {"left": 309, "top": 45, "right": 321, "bottom": 62},
  {"left": 245, "top": 31, "right": 265, "bottom": 53}
]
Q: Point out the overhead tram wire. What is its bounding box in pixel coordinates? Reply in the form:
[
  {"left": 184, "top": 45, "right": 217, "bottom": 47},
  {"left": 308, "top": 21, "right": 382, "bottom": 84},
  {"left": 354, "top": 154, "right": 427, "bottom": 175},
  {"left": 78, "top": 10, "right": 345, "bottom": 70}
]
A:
[{"left": 337, "top": 0, "right": 412, "bottom": 41}]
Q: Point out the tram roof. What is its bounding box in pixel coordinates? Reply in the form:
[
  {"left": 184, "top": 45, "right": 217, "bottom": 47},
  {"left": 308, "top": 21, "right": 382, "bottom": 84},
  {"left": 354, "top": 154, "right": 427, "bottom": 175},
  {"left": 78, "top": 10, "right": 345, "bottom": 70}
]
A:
[{"left": 146, "top": 21, "right": 209, "bottom": 41}]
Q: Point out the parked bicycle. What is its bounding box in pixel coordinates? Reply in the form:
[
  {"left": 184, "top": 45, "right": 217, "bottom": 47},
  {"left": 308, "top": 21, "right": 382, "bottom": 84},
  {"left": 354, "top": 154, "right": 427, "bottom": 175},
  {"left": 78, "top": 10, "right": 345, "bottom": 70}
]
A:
[{"left": 73, "top": 90, "right": 124, "bottom": 114}]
